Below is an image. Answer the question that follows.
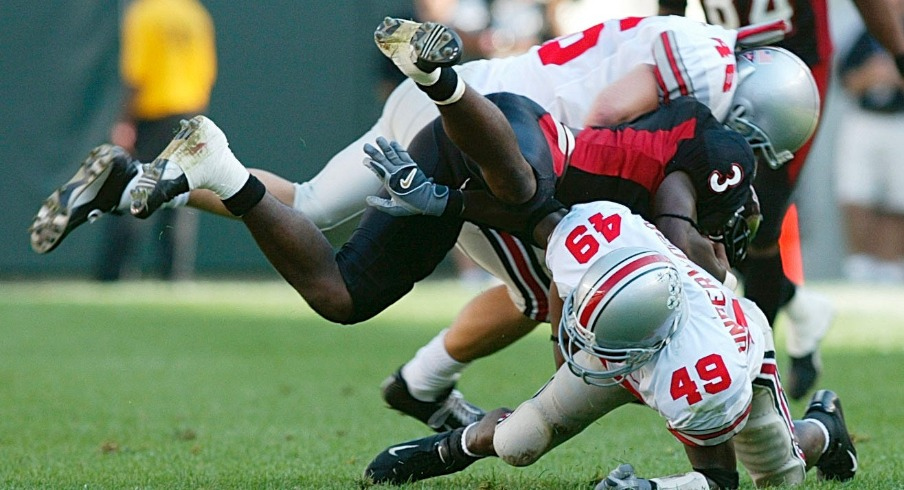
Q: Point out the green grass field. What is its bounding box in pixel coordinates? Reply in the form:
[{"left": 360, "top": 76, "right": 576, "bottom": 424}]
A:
[{"left": 1, "top": 280, "right": 902, "bottom": 489}]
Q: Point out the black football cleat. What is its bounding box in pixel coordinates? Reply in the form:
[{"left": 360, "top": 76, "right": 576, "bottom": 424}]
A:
[
  {"left": 786, "top": 353, "right": 819, "bottom": 401},
  {"left": 381, "top": 368, "right": 485, "bottom": 432},
  {"left": 363, "top": 427, "right": 479, "bottom": 485},
  {"left": 30, "top": 144, "right": 139, "bottom": 254},
  {"left": 805, "top": 389, "right": 858, "bottom": 481}
]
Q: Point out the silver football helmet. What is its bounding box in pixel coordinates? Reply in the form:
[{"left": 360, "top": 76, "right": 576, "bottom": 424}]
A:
[
  {"left": 727, "top": 46, "right": 820, "bottom": 170},
  {"left": 559, "top": 247, "right": 688, "bottom": 387}
]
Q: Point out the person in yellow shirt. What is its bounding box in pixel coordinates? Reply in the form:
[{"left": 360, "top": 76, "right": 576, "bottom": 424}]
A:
[{"left": 100, "top": 0, "right": 217, "bottom": 280}]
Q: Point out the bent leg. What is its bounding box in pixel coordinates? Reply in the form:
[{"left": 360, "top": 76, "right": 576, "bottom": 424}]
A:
[
  {"left": 445, "top": 285, "right": 540, "bottom": 362},
  {"left": 241, "top": 193, "right": 354, "bottom": 322},
  {"left": 188, "top": 168, "right": 297, "bottom": 218},
  {"left": 490, "top": 352, "right": 635, "bottom": 466}
]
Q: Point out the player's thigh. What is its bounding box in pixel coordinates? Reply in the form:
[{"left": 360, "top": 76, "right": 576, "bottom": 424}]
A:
[
  {"left": 335, "top": 208, "right": 463, "bottom": 324},
  {"left": 456, "top": 222, "right": 551, "bottom": 321},
  {"left": 384, "top": 78, "right": 442, "bottom": 145},
  {"left": 494, "top": 352, "right": 634, "bottom": 466},
  {"left": 733, "top": 300, "right": 805, "bottom": 484}
]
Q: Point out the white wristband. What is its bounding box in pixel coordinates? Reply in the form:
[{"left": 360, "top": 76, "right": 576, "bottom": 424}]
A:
[
  {"left": 723, "top": 270, "right": 738, "bottom": 292},
  {"left": 435, "top": 76, "right": 466, "bottom": 105}
]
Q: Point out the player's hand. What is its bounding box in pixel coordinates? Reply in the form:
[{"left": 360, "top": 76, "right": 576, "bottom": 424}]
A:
[{"left": 363, "top": 137, "right": 450, "bottom": 217}]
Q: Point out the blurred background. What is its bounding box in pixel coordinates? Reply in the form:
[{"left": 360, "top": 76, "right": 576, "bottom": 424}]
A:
[{"left": 0, "top": 0, "right": 881, "bottom": 280}]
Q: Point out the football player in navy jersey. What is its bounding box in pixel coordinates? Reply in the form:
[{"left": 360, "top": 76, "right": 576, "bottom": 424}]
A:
[{"left": 123, "top": 17, "right": 762, "bottom": 331}]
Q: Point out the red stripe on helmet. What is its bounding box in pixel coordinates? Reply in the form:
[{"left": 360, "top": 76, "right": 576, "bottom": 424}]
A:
[{"left": 578, "top": 252, "right": 671, "bottom": 327}]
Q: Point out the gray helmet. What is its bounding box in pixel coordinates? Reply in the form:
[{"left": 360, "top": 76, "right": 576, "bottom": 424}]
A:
[
  {"left": 726, "top": 46, "right": 820, "bottom": 170},
  {"left": 558, "top": 247, "right": 687, "bottom": 386}
]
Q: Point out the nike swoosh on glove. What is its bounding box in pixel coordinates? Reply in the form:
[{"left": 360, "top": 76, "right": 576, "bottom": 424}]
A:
[{"left": 363, "top": 136, "right": 450, "bottom": 217}]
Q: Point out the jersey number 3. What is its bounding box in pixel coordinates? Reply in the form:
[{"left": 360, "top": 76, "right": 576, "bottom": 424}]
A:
[{"left": 565, "top": 212, "right": 622, "bottom": 264}]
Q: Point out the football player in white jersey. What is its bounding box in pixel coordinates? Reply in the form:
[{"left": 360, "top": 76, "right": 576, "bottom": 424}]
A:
[{"left": 363, "top": 202, "right": 858, "bottom": 488}]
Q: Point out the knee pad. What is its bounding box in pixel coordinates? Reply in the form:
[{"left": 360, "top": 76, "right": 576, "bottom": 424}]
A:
[
  {"left": 493, "top": 399, "right": 553, "bottom": 467},
  {"left": 733, "top": 387, "right": 806, "bottom": 486}
]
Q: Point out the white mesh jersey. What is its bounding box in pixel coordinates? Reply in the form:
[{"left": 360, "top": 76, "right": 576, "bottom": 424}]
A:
[
  {"left": 547, "top": 201, "right": 767, "bottom": 446},
  {"left": 297, "top": 15, "right": 739, "bottom": 230},
  {"left": 459, "top": 15, "right": 739, "bottom": 125}
]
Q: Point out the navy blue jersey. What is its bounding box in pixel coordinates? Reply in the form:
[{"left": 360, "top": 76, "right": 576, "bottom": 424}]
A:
[
  {"left": 335, "top": 93, "right": 752, "bottom": 322},
  {"left": 558, "top": 96, "right": 754, "bottom": 232}
]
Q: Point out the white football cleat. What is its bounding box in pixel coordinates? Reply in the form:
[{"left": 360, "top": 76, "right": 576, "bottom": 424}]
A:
[
  {"left": 130, "top": 115, "right": 246, "bottom": 218},
  {"left": 374, "top": 17, "right": 462, "bottom": 81}
]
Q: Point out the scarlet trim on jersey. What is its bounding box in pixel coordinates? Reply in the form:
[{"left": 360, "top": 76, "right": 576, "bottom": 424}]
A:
[
  {"left": 569, "top": 117, "right": 697, "bottom": 193},
  {"left": 669, "top": 401, "right": 752, "bottom": 447},
  {"left": 577, "top": 252, "right": 671, "bottom": 327},
  {"left": 619, "top": 16, "right": 644, "bottom": 31},
  {"left": 654, "top": 30, "right": 692, "bottom": 102},
  {"left": 538, "top": 113, "right": 573, "bottom": 177},
  {"left": 480, "top": 227, "right": 550, "bottom": 321}
]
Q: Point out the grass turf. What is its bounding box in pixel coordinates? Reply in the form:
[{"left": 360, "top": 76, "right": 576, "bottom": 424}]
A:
[{"left": 0, "top": 280, "right": 902, "bottom": 489}]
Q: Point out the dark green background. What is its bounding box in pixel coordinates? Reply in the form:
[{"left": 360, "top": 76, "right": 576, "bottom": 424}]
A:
[{"left": 0, "top": 0, "right": 411, "bottom": 278}]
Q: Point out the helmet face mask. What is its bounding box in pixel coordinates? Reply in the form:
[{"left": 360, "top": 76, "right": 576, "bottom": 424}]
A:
[
  {"left": 728, "top": 47, "right": 820, "bottom": 170},
  {"left": 724, "top": 106, "right": 794, "bottom": 169},
  {"left": 702, "top": 186, "right": 761, "bottom": 267},
  {"left": 557, "top": 248, "right": 687, "bottom": 387}
]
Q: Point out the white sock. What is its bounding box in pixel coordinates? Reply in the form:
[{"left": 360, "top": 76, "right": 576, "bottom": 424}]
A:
[
  {"left": 189, "top": 146, "right": 249, "bottom": 200},
  {"left": 162, "top": 192, "right": 190, "bottom": 209},
  {"left": 803, "top": 418, "right": 831, "bottom": 455},
  {"left": 401, "top": 329, "right": 468, "bottom": 401}
]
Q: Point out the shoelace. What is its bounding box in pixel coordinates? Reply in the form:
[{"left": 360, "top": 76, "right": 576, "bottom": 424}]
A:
[{"left": 427, "top": 390, "right": 482, "bottom": 429}]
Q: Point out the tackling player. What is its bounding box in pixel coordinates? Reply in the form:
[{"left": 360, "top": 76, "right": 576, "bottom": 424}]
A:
[
  {"left": 362, "top": 202, "right": 858, "bottom": 489},
  {"left": 356, "top": 25, "right": 854, "bottom": 487},
  {"left": 659, "top": 0, "right": 904, "bottom": 400}
]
